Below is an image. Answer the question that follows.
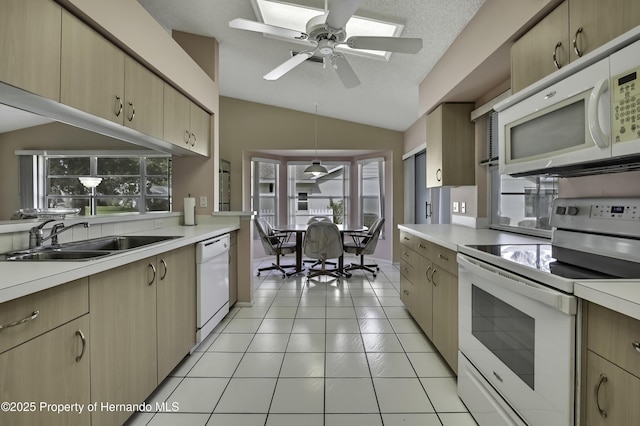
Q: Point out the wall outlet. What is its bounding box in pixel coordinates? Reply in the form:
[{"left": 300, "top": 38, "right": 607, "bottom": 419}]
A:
[
  {"left": 199, "top": 196, "right": 208, "bottom": 208},
  {"left": 453, "top": 201, "right": 459, "bottom": 213},
  {"left": 461, "top": 202, "right": 467, "bottom": 214},
  {"left": 154, "top": 219, "right": 163, "bottom": 229}
]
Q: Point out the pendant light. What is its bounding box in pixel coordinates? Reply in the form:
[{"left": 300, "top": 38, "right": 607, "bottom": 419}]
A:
[{"left": 304, "top": 103, "right": 328, "bottom": 177}]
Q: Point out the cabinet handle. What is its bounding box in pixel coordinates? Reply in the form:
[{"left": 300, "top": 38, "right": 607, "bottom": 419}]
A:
[
  {"left": 573, "top": 27, "right": 584, "bottom": 58},
  {"left": 114, "top": 96, "right": 123, "bottom": 117},
  {"left": 403, "top": 236, "right": 410, "bottom": 241},
  {"left": 127, "top": 101, "right": 135, "bottom": 122},
  {"left": 160, "top": 259, "right": 168, "bottom": 280},
  {"left": 0, "top": 310, "right": 39, "bottom": 330},
  {"left": 632, "top": 341, "right": 640, "bottom": 353},
  {"left": 426, "top": 266, "right": 432, "bottom": 282},
  {"left": 431, "top": 268, "right": 437, "bottom": 286},
  {"left": 148, "top": 263, "right": 156, "bottom": 285},
  {"left": 438, "top": 253, "right": 449, "bottom": 261},
  {"left": 552, "top": 41, "right": 563, "bottom": 69},
  {"left": 436, "top": 168, "right": 442, "bottom": 182},
  {"left": 191, "top": 133, "right": 196, "bottom": 147},
  {"left": 403, "top": 290, "right": 409, "bottom": 295},
  {"left": 184, "top": 130, "right": 191, "bottom": 144},
  {"left": 402, "top": 251, "right": 409, "bottom": 258},
  {"left": 75, "top": 329, "right": 86, "bottom": 362},
  {"left": 418, "top": 243, "right": 426, "bottom": 249},
  {"left": 595, "top": 374, "right": 608, "bottom": 418}
]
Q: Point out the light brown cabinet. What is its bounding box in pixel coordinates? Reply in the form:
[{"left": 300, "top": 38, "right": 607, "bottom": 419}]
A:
[
  {"left": 229, "top": 231, "right": 238, "bottom": 306},
  {"left": 399, "top": 230, "right": 458, "bottom": 373},
  {"left": 124, "top": 56, "right": 164, "bottom": 139},
  {"left": 157, "top": 245, "right": 196, "bottom": 380},
  {"left": 0, "top": 0, "right": 62, "bottom": 101},
  {"left": 163, "top": 83, "right": 211, "bottom": 156},
  {"left": 426, "top": 103, "right": 475, "bottom": 188},
  {"left": 89, "top": 257, "right": 158, "bottom": 426},
  {"left": 0, "top": 278, "right": 90, "bottom": 426},
  {"left": 511, "top": 0, "right": 640, "bottom": 93},
  {"left": 582, "top": 302, "right": 640, "bottom": 425}
]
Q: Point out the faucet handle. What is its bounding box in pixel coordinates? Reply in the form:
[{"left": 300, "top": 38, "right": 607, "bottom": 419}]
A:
[
  {"left": 29, "top": 219, "right": 56, "bottom": 248},
  {"left": 30, "top": 219, "right": 56, "bottom": 233}
]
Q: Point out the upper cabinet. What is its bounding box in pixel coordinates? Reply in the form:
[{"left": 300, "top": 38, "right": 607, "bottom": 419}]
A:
[
  {"left": 511, "top": 0, "right": 640, "bottom": 93},
  {"left": 163, "top": 83, "right": 211, "bottom": 156},
  {"left": 61, "top": 11, "right": 164, "bottom": 140},
  {"left": 0, "top": 0, "right": 62, "bottom": 101},
  {"left": 426, "top": 103, "right": 475, "bottom": 188}
]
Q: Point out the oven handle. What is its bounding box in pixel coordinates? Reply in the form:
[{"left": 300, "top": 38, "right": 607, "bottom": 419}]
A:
[{"left": 458, "top": 254, "right": 577, "bottom": 315}]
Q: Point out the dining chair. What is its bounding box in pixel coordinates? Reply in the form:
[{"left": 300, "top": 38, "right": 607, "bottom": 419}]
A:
[
  {"left": 303, "top": 221, "right": 343, "bottom": 282},
  {"left": 254, "top": 217, "right": 297, "bottom": 278},
  {"left": 343, "top": 218, "right": 385, "bottom": 277},
  {"left": 304, "top": 216, "right": 336, "bottom": 268}
]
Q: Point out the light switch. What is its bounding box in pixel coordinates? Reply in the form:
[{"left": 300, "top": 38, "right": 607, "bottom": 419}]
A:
[
  {"left": 453, "top": 201, "right": 459, "bottom": 213},
  {"left": 199, "top": 196, "right": 208, "bottom": 208},
  {"left": 461, "top": 202, "right": 466, "bottom": 214}
]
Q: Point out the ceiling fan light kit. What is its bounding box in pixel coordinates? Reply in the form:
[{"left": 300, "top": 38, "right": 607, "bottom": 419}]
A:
[{"left": 228, "top": 0, "right": 422, "bottom": 88}]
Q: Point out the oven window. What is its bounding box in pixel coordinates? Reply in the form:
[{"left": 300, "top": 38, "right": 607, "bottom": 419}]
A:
[{"left": 472, "top": 285, "right": 535, "bottom": 390}]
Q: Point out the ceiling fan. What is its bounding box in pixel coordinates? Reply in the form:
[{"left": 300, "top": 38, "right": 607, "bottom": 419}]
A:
[{"left": 228, "top": 0, "right": 423, "bottom": 88}]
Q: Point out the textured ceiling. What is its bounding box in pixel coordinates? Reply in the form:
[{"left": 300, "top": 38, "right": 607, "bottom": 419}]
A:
[{"left": 137, "top": 0, "right": 485, "bottom": 131}]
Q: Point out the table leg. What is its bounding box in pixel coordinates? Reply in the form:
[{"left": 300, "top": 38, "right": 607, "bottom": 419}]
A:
[{"left": 286, "top": 231, "right": 306, "bottom": 277}]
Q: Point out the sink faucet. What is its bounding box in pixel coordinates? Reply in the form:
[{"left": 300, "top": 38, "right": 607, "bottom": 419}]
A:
[{"left": 29, "top": 220, "right": 89, "bottom": 248}]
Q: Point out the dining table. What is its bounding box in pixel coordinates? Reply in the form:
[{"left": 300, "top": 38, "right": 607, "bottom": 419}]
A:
[{"left": 274, "top": 223, "right": 367, "bottom": 278}]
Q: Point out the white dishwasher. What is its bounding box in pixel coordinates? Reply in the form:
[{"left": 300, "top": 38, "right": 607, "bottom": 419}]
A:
[{"left": 195, "top": 234, "right": 230, "bottom": 347}]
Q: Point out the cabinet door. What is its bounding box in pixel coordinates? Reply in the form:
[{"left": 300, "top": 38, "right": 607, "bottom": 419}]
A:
[
  {"left": 163, "top": 83, "right": 191, "bottom": 147},
  {"left": 89, "top": 258, "right": 158, "bottom": 426},
  {"left": 190, "top": 102, "right": 212, "bottom": 156},
  {"left": 61, "top": 10, "right": 125, "bottom": 124},
  {"left": 0, "top": 315, "right": 90, "bottom": 426},
  {"left": 400, "top": 260, "right": 417, "bottom": 315},
  {"left": 229, "top": 234, "right": 238, "bottom": 306},
  {"left": 0, "top": 0, "right": 61, "bottom": 100},
  {"left": 569, "top": 0, "right": 640, "bottom": 62},
  {"left": 511, "top": 1, "right": 569, "bottom": 93},
  {"left": 432, "top": 267, "right": 458, "bottom": 373},
  {"left": 124, "top": 56, "right": 164, "bottom": 139},
  {"left": 157, "top": 246, "right": 196, "bottom": 380},
  {"left": 426, "top": 106, "right": 444, "bottom": 188},
  {"left": 585, "top": 351, "right": 640, "bottom": 425},
  {"left": 417, "top": 260, "right": 434, "bottom": 339}
]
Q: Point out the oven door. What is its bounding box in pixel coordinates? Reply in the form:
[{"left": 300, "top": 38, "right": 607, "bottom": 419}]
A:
[
  {"left": 499, "top": 57, "right": 611, "bottom": 176},
  {"left": 458, "top": 254, "right": 577, "bottom": 426}
]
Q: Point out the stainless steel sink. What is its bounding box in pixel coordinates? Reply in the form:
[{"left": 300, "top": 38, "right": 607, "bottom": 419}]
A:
[
  {"left": 1, "top": 235, "right": 181, "bottom": 261},
  {"left": 60, "top": 235, "right": 180, "bottom": 251},
  {"left": 2, "top": 250, "right": 112, "bottom": 261}
]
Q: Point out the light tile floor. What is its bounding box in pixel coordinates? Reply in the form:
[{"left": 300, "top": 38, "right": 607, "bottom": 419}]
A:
[{"left": 126, "top": 258, "right": 477, "bottom": 426}]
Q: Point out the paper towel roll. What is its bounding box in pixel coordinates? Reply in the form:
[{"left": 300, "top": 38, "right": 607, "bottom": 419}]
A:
[{"left": 184, "top": 197, "right": 196, "bottom": 226}]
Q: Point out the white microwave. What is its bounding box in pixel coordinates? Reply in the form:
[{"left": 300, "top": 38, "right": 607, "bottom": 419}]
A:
[{"left": 496, "top": 38, "right": 640, "bottom": 176}]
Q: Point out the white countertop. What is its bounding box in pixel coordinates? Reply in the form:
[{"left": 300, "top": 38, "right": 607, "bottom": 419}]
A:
[
  {"left": 0, "top": 224, "right": 238, "bottom": 304},
  {"left": 575, "top": 280, "right": 640, "bottom": 321},
  {"left": 397, "top": 224, "right": 547, "bottom": 251}
]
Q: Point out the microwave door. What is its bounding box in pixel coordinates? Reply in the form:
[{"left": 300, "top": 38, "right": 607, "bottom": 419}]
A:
[{"left": 499, "top": 58, "right": 611, "bottom": 176}]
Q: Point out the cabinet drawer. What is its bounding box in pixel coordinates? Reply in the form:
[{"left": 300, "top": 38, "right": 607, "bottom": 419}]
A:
[
  {"left": 588, "top": 303, "right": 640, "bottom": 378},
  {"left": 431, "top": 244, "right": 458, "bottom": 276},
  {"left": 414, "top": 237, "right": 431, "bottom": 258},
  {"left": 399, "top": 230, "right": 415, "bottom": 250},
  {"left": 0, "top": 278, "right": 88, "bottom": 354},
  {"left": 400, "top": 246, "right": 418, "bottom": 267},
  {"left": 400, "top": 259, "right": 415, "bottom": 284}
]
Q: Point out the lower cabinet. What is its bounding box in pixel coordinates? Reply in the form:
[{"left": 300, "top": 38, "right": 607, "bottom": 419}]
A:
[
  {"left": 89, "top": 257, "right": 158, "bottom": 426},
  {"left": 399, "top": 231, "right": 458, "bottom": 374},
  {"left": 229, "top": 231, "right": 238, "bottom": 306},
  {"left": 0, "top": 315, "right": 90, "bottom": 426}
]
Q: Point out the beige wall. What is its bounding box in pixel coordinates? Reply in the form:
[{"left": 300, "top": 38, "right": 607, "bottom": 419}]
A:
[
  {"left": 0, "top": 122, "right": 138, "bottom": 220},
  {"left": 219, "top": 96, "right": 405, "bottom": 262}
]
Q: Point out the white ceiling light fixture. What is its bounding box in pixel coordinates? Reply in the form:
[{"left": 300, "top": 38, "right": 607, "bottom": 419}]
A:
[{"left": 304, "top": 103, "right": 328, "bottom": 177}]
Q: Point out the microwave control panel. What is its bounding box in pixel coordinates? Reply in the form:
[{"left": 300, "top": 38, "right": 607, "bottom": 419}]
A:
[{"left": 612, "top": 67, "right": 640, "bottom": 144}]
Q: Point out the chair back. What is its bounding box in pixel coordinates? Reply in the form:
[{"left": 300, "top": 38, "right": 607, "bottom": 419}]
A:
[
  {"left": 307, "top": 216, "right": 331, "bottom": 224},
  {"left": 255, "top": 217, "right": 277, "bottom": 255},
  {"left": 304, "top": 221, "right": 343, "bottom": 261},
  {"left": 360, "top": 218, "right": 385, "bottom": 255}
]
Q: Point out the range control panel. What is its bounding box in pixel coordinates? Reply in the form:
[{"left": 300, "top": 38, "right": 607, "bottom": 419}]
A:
[
  {"left": 551, "top": 198, "right": 640, "bottom": 235},
  {"left": 590, "top": 203, "right": 640, "bottom": 220}
]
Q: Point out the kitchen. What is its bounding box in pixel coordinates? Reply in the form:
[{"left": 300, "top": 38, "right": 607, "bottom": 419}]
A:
[{"left": 2, "top": 0, "right": 640, "bottom": 425}]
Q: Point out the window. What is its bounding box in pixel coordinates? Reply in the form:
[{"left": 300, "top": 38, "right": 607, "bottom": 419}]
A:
[
  {"left": 27, "top": 152, "right": 171, "bottom": 215},
  {"left": 358, "top": 158, "right": 385, "bottom": 232},
  {"left": 287, "top": 163, "right": 349, "bottom": 225},
  {"left": 251, "top": 158, "right": 279, "bottom": 226}
]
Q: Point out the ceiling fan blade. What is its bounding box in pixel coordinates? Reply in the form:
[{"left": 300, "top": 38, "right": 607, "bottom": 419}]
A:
[
  {"left": 346, "top": 36, "right": 423, "bottom": 54},
  {"left": 326, "top": 0, "right": 361, "bottom": 30},
  {"left": 263, "top": 52, "right": 313, "bottom": 81},
  {"left": 229, "top": 18, "right": 307, "bottom": 40},
  {"left": 331, "top": 55, "right": 360, "bottom": 89}
]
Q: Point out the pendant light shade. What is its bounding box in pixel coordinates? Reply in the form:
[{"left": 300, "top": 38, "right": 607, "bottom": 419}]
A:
[{"left": 304, "top": 103, "right": 328, "bottom": 176}]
